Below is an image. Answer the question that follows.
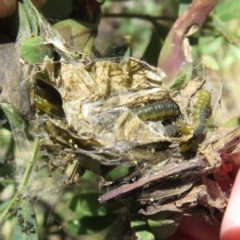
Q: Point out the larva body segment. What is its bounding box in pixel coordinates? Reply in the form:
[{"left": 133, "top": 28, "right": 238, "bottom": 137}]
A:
[
  {"left": 180, "top": 139, "right": 195, "bottom": 152},
  {"left": 34, "top": 93, "right": 59, "bottom": 116},
  {"left": 133, "top": 100, "right": 179, "bottom": 121},
  {"left": 164, "top": 124, "right": 177, "bottom": 137},
  {"left": 176, "top": 119, "right": 194, "bottom": 135},
  {"left": 34, "top": 81, "right": 64, "bottom": 117}
]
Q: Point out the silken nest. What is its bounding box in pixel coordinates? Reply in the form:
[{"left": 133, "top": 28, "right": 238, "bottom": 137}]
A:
[{"left": 1, "top": 0, "right": 240, "bottom": 239}]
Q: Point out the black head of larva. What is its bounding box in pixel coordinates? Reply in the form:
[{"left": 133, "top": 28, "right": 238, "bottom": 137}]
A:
[{"left": 133, "top": 100, "right": 179, "bottom": 121}]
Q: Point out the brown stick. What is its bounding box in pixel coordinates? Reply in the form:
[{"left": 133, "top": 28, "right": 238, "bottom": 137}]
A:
[{"left": 99, "top": 157, "right": 205, "bottom": 204}]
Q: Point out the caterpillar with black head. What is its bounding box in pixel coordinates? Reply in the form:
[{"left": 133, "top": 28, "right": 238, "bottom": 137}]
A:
[
  {"left": 133, "top": 100, "right": 179, "bottom": 121},
  {"left": 179, "top": 89, "right": 211, "bottom": 152}
]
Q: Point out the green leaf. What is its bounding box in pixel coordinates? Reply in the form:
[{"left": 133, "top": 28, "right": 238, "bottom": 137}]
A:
[
  {"left": 131, "top": 219, "right": 155, "bottom": 240},
  {"left": 215, "top": 0, "right": 240, "bottom": 21},
  {"left": 0, "top": 102, "right": 28, "bottom": 152},
  {"left": 69, "top": 193, "right": 107, "bottom": 216},
  {"left": 18, "top": 3, "right": 32, "bottom": 38},
  {"left": 169, "top": 63, "right": 192, "bottom": 90},
  {"left": 67, "top": 215, "right": 116, "bottom": 235},
  {"left": 69, "top": 193, "right": 125, "bottom": 217},
  {"left": 19, "top": 0, "right": 48, "bottom": 37},
  {"left": 212, "top": 16, "right": 240, "bottom": 46},
  {"left": 53, "top": 19, "right": 96, "bottom": 54},
  {"left": 142, "top": 28, "right": 161, "bottom": 66},
  {"left": 147, "top": 212, "right": 180, "bottom": 240},
  {"left": 18, "top": 0, "right": 80, "bottom": 60},
  {"left": 0, "top": 103, "right": 24, "bottom": 129},
  {"left": 104, "top": 165, "right": 132, "bottom": 181},
  {"left": 68, "top": 193, "right": 127, "bottom": 235},
  {"left": 135, "top": 230, "right": 155, "bottom": 240},
  {"left": 20, "top": 36, "right": 54, "bottom": 64},
  {"left": 0, "top": 127, "right": 12, "bottom": 147},
  {"left": 12, "top": 199, "right": 38, "bottom": 240},
  {"left": 223, "top": 117, "right": 240, "bottom": 127},
  {"left": 169, "top": 72, "right": 186, "bottom": 90}
]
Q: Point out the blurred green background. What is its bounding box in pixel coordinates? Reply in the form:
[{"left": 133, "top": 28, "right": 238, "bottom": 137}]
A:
[{"left": 1, "top": 0, "right": 240, "bottom": 239}]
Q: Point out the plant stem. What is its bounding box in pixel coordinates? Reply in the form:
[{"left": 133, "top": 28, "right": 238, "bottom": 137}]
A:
[
  {"left": 0, "top": 138, "right": 39, "bottom": 226},
  {"left": 18, "top": 137, "right": 40, "bottom": 191}
]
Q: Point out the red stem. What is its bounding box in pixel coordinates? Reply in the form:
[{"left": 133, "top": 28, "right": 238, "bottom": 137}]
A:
[{"left": 158, "top": 0, "right": 218, "bottom": 83}]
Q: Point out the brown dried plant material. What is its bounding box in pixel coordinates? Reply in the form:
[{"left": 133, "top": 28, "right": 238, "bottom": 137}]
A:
[
  {"left": 133, "top": 126, "right": 240, "bottom": 227},
  {"left": 99, "top": 154, "right": 207, "bottom": 204},
  {"left": 137, "top": 179, "right": 227, "bottom": 231},
  {"left": 17, "top": 27, "right": 226, "bottom": 228},
  {"left": 29, "top": 54, "right": 224, "bottom": 196},
  {"left": 200, "top": 179, "right": 228, "bottom": 213},
  {"left": 56, "top": 55, "right": 223, "bottom": 150},
  {"left": 94, "top": 54, "right": 227, "bottom": 228},
  {"left": 139, "top": 181, "right": 195, "bottom": 212},
  {"left": 170, "top": 77, "right": 204, "bottom": 115},
  {"left": 27, "top": 54, "right": 222, "bottom": 164},
  {"left": 174, "top": 179, "right": 227, "bottom": 226},
  {"left": 55, "top": 57, "right": 168, "bottom": 146}
]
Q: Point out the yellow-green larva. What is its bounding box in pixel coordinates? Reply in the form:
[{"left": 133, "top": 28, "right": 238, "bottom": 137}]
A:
[
  {"left": 176, "top": 119, "right": 194, "bottom": 135},
  {"left": 191, "top": 89, "right": 211, "bottom": 136},
  {"left": 180, "top": 89, "right": 211, "bottom": 152},
  {"left": 133, "top": 100, "right": 179, "bottom": 121}
]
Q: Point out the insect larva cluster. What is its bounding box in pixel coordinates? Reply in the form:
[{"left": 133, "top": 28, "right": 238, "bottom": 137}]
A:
[{"left": 133, "top": 89, "right": 212, "bottom": 152}]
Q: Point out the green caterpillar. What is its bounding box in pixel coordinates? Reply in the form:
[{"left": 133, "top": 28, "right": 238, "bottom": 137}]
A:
[
  {"left": 179, "top": 89, "right": 211, "bottom": 152},
  {"left": 133, "top": 100, "right": 179, "bottom": 121},
  {"left": 191, "top": 89, "right": 211, "bottom": 135}
]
